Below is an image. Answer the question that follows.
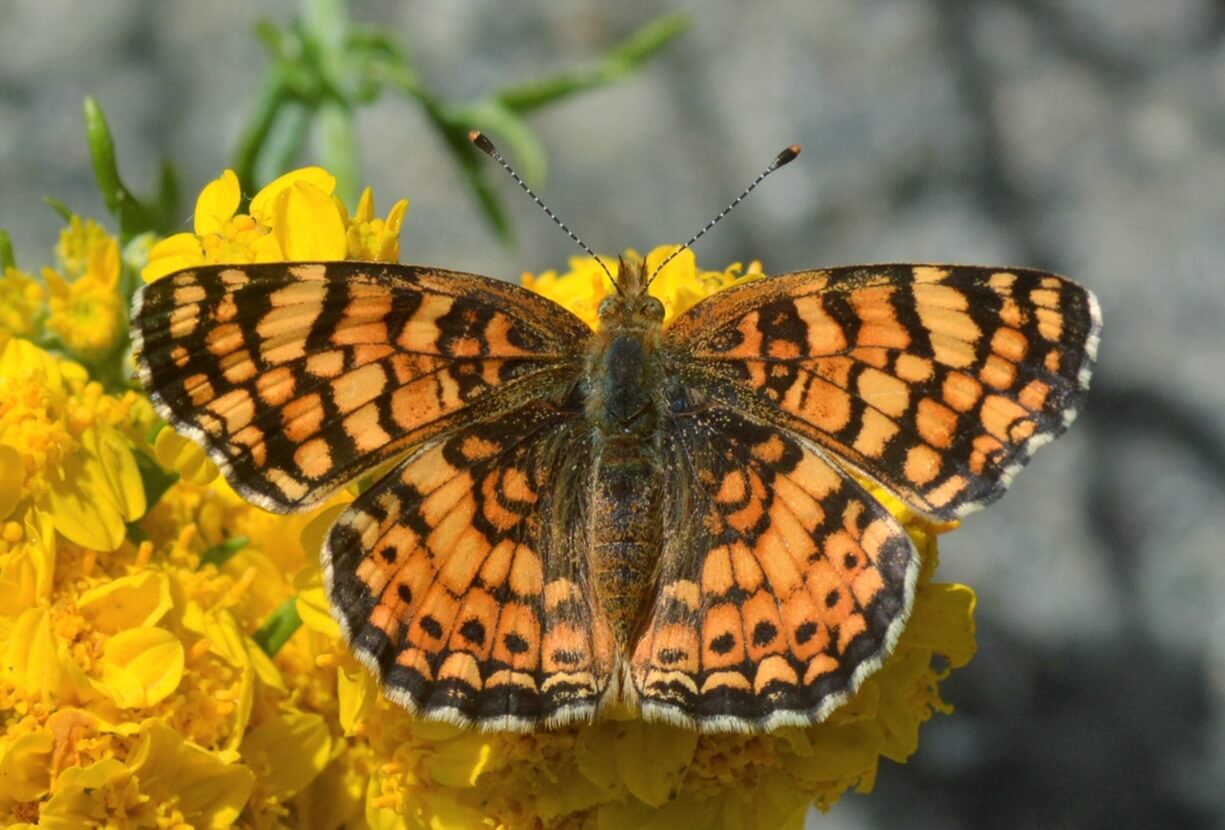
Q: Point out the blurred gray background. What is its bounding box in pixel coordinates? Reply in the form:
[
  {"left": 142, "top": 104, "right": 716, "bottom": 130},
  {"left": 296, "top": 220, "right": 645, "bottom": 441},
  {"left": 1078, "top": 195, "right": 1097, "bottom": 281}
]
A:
[{"left": 4, "top": 1, "right": 1225, "bottom": 828}]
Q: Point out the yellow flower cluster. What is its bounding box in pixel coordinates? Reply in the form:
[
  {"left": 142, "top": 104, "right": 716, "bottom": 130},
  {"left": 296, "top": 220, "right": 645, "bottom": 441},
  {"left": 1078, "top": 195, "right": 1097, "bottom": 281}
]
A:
[
  {"left": 0, "top": 166, "right": 977, "bottom": 829},
  {"left": 142, "top": 167, "right": 408, "bottom": 283},
  {"left": 522, "top": 246, "right": 764, "bottom": 329}
]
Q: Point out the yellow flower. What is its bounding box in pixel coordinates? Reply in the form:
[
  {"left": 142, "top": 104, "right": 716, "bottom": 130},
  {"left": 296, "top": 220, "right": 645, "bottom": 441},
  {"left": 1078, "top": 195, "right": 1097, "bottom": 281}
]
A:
[
  {"left": 0, "top": 267, "right": 45, "bottom": 339},
  {"left": 39, "top": 219, "right": 124, "bottom": 361},
  {"left": 522, "top": 245, "right": 763, "bottom": 329},
  {"left": 343, "top": 187, "right": 410, "bottom": 261},
  {"left": 54, "top": 215, "right": 114, "bottom": 281},
  {"left": 0, "top": 338, "right": 147, "bottom": 550},
  {"left": 142, "top": 167, "right": 370, "bottom": 282}
]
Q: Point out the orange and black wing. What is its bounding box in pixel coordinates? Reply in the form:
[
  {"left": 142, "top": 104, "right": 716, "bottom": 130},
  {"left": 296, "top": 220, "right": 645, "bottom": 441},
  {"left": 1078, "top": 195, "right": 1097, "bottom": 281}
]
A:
[
  {"left": 323, "top": 401, "right": 616, "bottom": 730},
  {"left": 631, "top": 405, "right": 919, "bottom": 731},
  {"left": 665, "top": 265, "right": 1101, "bottom": 520},
  {"left": 132, "top": 262, "right": 589, "bottom": 512}
]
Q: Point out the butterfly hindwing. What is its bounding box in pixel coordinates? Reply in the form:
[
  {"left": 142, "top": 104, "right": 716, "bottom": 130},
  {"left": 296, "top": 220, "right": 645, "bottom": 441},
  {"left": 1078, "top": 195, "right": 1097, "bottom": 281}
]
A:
[
  {"left": 665, "top": 265, "right": 1101, "bottom": 519},
  {"left": 132, "top": 262, "right": 589, "bottom": 512},
  {"left": 632, "top": 405, "right": 919, "bottom": 730},
  {"left": 323, "top": 400, "right": 617, "bottom": 730}
]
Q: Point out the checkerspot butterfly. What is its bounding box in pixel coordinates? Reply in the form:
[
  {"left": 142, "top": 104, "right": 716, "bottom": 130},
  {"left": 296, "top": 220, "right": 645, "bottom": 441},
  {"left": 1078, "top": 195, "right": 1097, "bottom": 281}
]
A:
[{"left": 131, "top": 142, "right": 1100, "bottom": 732}]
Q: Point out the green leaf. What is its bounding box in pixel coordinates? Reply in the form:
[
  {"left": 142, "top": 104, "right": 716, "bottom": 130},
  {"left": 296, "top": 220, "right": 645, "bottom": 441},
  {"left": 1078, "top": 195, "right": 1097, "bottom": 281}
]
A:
[
  {"left": 84, "top": 96, "right": 153, "bottom": 241},
  {"left": 0, "top": 229, "right": 13, "bottom": 270},
  {"left": 253, "top": 597, "right": 303, "bottom": 657},
  {"left": 198, "top": 536, "right": 251, "bottom": 570},
  {"left": 44, "top": 197, "right": 74, "bottom": 223},
  {"left": 134, "top": 450, "right": 179, "bottom": 512},
  {"left": 457, "top": 101, "right": 548, "bottom": 187}
]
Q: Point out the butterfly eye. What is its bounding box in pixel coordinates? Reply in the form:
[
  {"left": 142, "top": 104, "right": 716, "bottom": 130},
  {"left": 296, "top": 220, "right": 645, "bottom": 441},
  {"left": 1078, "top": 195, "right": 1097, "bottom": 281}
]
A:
[
  {"left": 598, "top": 297, "right": 618, "bottom": 319},
  {"left": 643, "top": 296, "right": 665, "bottom": 320}
]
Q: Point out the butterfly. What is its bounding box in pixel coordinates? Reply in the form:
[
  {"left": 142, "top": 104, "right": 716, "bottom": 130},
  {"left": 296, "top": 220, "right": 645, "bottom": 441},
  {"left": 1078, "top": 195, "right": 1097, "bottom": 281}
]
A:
[{"left": 131, "top": 245, "right": 1100, "bottom": 733}]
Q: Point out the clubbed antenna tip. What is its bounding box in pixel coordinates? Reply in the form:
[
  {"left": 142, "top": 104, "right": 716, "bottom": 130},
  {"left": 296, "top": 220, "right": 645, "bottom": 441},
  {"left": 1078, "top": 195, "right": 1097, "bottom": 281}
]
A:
[
  {"left": 647, "top": 143, "right": 804, "bottom": 285},
  {"left": 468, "top": 130, "right": 618, "bottom": 289},
  {"left": 469, "top": 130, "right": 497, "bottom": 157},
  {"left": 775, "top": 144, "right": 802, "bottom": 167}
]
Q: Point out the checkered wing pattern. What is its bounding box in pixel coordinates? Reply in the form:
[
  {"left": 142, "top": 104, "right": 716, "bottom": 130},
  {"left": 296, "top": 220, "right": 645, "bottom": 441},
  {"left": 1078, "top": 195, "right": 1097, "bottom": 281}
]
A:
[
  {"left": 132, "top": 262, "right": 588, "bottom": 512},
  {"left": 665, "top": 265, "right": 1101, "bottom": 520},
  {"left": 323, "top": 401, "right": 616, "bottom": 729},
  {"left": 632, "top": 406, "right": 919, "bottom": 730}
]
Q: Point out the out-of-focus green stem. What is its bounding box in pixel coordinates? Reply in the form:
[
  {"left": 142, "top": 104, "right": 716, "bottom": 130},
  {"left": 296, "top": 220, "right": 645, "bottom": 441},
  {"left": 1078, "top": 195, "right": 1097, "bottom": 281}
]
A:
[
  {"left": 234, "top": 74, "right": 291, "bottom": 201},
  {"left": 318, "top": 101, "right": 360, "bottom": 205},
  {"left": 0, "top": 230, "right": 14, "bottom": 270},
  {"left": 496, "top": 12, "right": 690, "bottom": 112}
]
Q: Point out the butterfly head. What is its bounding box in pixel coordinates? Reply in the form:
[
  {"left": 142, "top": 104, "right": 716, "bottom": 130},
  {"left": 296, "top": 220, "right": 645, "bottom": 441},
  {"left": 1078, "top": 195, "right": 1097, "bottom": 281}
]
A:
[{"left": 598, "top": 256, "right": 665, "bottom": 329}]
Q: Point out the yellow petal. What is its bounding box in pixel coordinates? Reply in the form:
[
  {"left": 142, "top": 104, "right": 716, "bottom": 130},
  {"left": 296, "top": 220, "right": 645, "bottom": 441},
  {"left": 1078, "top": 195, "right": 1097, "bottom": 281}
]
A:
[
  {"left": 385, "top": 198, "right": 409, "bottom": 234},
  {"left": 273, "top": 181, "right": 349, "bottom": 260},
  {"left": 902, "top": 582, "right": 978, "bottom": 668},
  {"left": 77, "top": 571, "right": 172, "bottom": 631},
  {"left": 0, "top": 444, "right": 22, "bottom": 519},
  {"left": 296, "top": 582, "right": 341, "bottom": 639},
  {"left": 337, "top": 663, "right": 376, "bottom": 735},
  {"left": 249, "top": 166, "right": 337, "bottom": 226},
  {"left": 354, "top": 186, "right": 375, "bottom": 224},
  {"left": 45, "top": 427, "right": 139, "bottom": 551},
  {"left": 40, "top": 758, "right": 131, "bottom": 830},
  {"left": 419, "top": 732, "right": 495, "bottom": 789},
  {"left": 0, "top": 730, "right": 54, "bottom": 801},
  {"left": 240, "top": 711, "right": 332, "bottom": 799},
  {"left": 142, "top": 232, "right": 204, "bottom": 283},
  {"left": 153, "top": 427, "right": 220, "bottom": 485},
  {"left": 92, "top": 425, "right": 146, "bottom": 522},
  {"left": 99, "top": 626, "right": 185, "bottom": 707},
  {"left": 785, "top": 721, "right": 881, "bottom": 785},
  {"left": 128, "top": 719, "right": 255, "bottom": 829},
  {"left": 2, "top": 608, "right": 63, "bottom": 701},
  {"left": 611, "top": 721, "right": 698, "bottom": 807},
  {"left": 248, "top": 231, "right": 284, "bottom": 262},
  {"left": 194, "top": 169, "right": 242, "bottom": 235},
  {"left": 0, "top": 512, "right": 55, "bottom": 615}
]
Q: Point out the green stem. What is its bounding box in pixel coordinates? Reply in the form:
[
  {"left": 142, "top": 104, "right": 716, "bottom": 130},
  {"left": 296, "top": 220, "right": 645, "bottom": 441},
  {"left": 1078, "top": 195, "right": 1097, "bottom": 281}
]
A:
[
  {"left": 497, "top": 12, "right": 690, "bottom": 112},
  {"left": 318, "top": 100, "right": 360, "bottom": 205},
  {"left": 233, "top": 75, "right": 290, "bottom": 201},
  {"left": 0, "top": 229, "right": 14, "bottom": 270}
]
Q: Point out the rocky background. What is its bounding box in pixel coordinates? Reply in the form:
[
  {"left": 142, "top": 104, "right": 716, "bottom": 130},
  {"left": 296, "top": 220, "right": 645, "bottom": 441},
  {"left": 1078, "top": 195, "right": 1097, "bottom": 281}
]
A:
[{"left": 3, "top": 1, "right": 1224, "bottom": 827}]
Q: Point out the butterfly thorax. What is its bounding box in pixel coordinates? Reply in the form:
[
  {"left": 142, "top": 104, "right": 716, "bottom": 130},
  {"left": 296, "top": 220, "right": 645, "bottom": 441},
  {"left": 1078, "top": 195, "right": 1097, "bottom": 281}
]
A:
[{"left": 584, "top": 259, "right": 668, "bottom": 646}]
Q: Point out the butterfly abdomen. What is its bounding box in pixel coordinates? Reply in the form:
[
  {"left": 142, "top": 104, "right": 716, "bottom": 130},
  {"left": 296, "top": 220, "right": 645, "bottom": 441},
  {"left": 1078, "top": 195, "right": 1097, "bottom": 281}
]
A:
[{"left": 590, "top": 439, "right": 663, "bottom": 646}]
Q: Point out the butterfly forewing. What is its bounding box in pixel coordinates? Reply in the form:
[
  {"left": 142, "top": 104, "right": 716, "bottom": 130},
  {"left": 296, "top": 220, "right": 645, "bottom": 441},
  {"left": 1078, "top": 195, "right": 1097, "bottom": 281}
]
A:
[
  {"left": 132, "top": 262, "right": 589, "bottom": 512},
  {"left": 665, "top": 265, "right": 1101, "bottom": 520}
]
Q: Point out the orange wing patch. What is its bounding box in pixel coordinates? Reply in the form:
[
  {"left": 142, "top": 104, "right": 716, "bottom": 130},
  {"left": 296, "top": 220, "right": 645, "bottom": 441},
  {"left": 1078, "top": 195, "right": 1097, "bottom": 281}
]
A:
[
  {"left": 132, "top": 262, "right": 589, "bottom": 512},
  {"left": 667, "top": 265, "right": 1101, "bottom": 519},
  {"left": 323, "top": 402, "right": 615, "bottom": 729},
  {"left": 632, "top": 406, "right": 918, "bottom": 731}
]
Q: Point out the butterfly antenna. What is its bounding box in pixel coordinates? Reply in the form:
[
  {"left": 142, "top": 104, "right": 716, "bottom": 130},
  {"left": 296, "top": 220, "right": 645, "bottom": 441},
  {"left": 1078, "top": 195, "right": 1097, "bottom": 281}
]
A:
[
  {"left": 469, "top": 130, "right": 620, "bottom": 292},
  {"left": 647, "top": 144, "right": 802, "bottom": 286}
]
